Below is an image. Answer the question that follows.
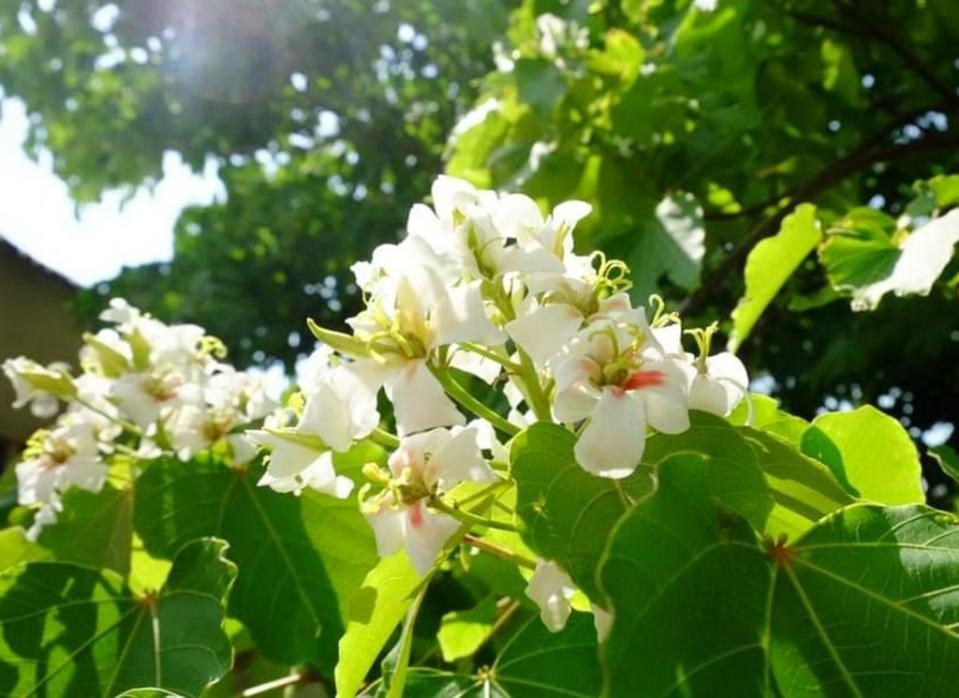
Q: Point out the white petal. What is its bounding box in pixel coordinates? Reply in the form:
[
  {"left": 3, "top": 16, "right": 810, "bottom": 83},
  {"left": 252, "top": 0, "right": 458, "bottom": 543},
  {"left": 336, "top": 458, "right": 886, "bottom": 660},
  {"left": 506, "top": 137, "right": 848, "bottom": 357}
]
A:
[
  {"left": 575, "top": 388, "right": 646, "bottom": 479},
  {"left": 300, "top": 386, "right": 353, "bottom": 452},
  {"left": 227, "top": 434, "right": 259, "bottom": 466},
  {"left": 432, "top": 175, "right": 478, "bottom": 223},
  {"left": 525, "top": 560, "right": 576, "bottom": 633},
  {"left": 493, "top": 193, "right": 544, "bottom": 240},
  {"left": 688, "top": 373, "right": 730, "bottom": 416},
  {"left": 506, "top": 304, "right": 583, "bottom": 366},
  {"left": 852, "top": 208, "right": 959, "bottom": 309},
  {"left": 634, "top": 359, "right": 691, "bottom": 435},
  {"left": 434, "top": 281, "right": 504, "bottom": 347},
  {"left": 551, "top": 200, "right": 592, "bottom": 231},
  {"left": 702, "top": 352, "right": 749, "bottom": 415},
  {"left": 551, "top": 353, "right": 600, "bottom": 423},
  {"left": 386, "top": 360, "right": 464, "bottom": 435},
  {"left": 652, "top": 322, "right": 684, "bottom": 357},
  {"left": 427, "top": 426, "right": 492, "bottom": 489},
  {"left": 366, "top": 506, "right": 408, "bottom": 559},
  {"left": 449, "top": 348, "right": 501, "bottom": 384},
  {"left": 406, "top": 202, "right": 448, "bottom": 254},
  {"left": 591, "top": 603, "right": 613, "bottom": 643},
  {"left": 404, "top": 505, "right": 460, "bottom": 575}
]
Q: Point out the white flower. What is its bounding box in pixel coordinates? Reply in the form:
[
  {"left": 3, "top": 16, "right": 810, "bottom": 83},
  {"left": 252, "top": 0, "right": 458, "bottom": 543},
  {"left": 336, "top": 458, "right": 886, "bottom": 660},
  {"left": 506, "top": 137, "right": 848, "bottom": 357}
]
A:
[
  {"left": 551, "top": 314, "right": 689, "bottom": 478},
  {"left": 16, "top": 423, "right": 106, "bottom": 507},
  {"left": 684, "top": 352, "right": 749, "bottom": 416},
  {"left": 2, "top": 357, "right": 73, "bottom": 418},
  {"left": 111, "top": 367, "right": 202, "bottom": 428},
  {"left": 347, "top": 241, "right": 504, "bottom": 435},
  {"left": 298, "top": 358, "right": 381, "bottom": 451},
  {"left": 205, "top": 368, "right": 275, "bottom": 423},
  {"left": 525, "top": 560, "right": 576, "bottom": 632},
  {"left": 364, "top": 426, "right": 492, "bottom": 575},
  {"left": 248, "top": 430, "right": 354, "bottom": 498}
]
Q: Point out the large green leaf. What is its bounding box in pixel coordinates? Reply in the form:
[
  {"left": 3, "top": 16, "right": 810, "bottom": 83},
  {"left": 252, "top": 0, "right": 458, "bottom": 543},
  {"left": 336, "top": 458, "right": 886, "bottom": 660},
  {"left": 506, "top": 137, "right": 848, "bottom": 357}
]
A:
[
  {"left": 511, "top": 423, "right": 654, "bottom": 603},
  {"left": 730, "top": 204, "right": 821, "bottom": 351},
  {"left": 512, "top": 415, "right": 773, "bottom": 604},
  {"left": 134, "top": 453, "right": 378, "bottom": 667},
  {"left": 0, "top": 538, "right": 234, "bottom": 698},
  {"left": 0, "top": 528, "right": 50, "bottom": 572},
  {"left": 334, "top": 551, "right": 421, "bottom": 698},
  {"left": 36, "top": 482, "right": 133, "bottom": 575},
  {"left": 600, "top": 454, "right": 959, "bottom": 696},
  {"left": 741, "top": 428, "right": 854, "bottom": 540},
  {"left": 801, "top": 405, "right": 924, "bottom": 505},
  {"left": 363, "top": 614, "right": 601, "bottom": 697},
  {"left": 642, "top": 412, "right": 774, "bottom": 533}
]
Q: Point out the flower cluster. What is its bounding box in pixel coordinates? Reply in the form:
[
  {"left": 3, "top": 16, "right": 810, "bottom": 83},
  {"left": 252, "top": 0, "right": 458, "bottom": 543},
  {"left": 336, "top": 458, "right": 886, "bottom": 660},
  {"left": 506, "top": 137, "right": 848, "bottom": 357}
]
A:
[
  {"left": 252, "top": 175, "right": 749, "bottom": 626},
  {"left": 3, "top": 300, "right": 274, "bottom": 538}
]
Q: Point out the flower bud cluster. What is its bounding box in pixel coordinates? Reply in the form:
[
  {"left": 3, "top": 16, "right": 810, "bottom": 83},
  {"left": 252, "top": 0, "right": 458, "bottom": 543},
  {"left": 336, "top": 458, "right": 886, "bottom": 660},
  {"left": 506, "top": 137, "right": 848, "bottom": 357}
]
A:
[{"left": 3, "top": 300, "right": 275, "bottom": 538}]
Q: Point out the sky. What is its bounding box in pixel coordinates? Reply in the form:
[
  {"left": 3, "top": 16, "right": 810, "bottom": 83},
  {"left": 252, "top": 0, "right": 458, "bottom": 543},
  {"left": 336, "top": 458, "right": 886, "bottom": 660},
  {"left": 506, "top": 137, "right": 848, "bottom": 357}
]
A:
[{"left": 0, "top": 97, "right": 224, "bottom": 287}]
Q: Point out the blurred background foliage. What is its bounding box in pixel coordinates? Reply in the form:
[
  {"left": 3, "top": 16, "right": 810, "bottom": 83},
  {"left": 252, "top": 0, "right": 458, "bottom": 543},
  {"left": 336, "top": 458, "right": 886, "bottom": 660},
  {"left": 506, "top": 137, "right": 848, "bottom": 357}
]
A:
[{"left": 1, "top": 0, "right": 958, "bottom": 498}]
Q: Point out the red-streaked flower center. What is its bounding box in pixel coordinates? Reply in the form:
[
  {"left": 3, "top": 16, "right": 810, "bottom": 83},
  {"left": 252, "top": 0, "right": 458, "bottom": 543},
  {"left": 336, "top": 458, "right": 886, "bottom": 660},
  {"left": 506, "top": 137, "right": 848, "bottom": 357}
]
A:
[{"left": 623, "top": 369, "right": 665, "bottom": 392}]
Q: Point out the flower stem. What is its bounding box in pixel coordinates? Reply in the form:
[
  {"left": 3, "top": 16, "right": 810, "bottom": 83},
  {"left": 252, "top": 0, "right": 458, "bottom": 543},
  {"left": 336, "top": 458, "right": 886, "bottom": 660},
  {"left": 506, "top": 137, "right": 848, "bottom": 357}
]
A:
[
  {"left": 430, "top": 496, "right": 518, "bottom": 532},
  {"left": 515, "top": 348, "right": 552, "bottom": 423},
  {"left": 460, "top": 342, "right": 522, "bottom": 372},
  {"left": 75, "top": 397, "right": 142, "bottom": 435},
  {"left": 370, "top": 427, "right": 400, "bottom": 449},
  {"left": 463, "top": 533, "right": 537, "bottom": 570},
  {"left": 429, "top": 365, "right": 519, "bottom": 437}
]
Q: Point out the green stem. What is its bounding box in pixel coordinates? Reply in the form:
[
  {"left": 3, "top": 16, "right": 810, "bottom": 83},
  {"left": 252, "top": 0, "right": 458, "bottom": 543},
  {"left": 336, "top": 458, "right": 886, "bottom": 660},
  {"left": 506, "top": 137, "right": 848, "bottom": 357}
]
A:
[
  {"left": 474, "top": 599, "right": 521, "bottom": 657},
  {"left": 370, "top": 427, "right": 400, "bottom": 449},
  {"left": 515, "top": 349, "right": 552, "bottom": 423},
  {"left": 429, "top": 365, "right": 519, "bottom": 437},
  {"left": 464, "top": 533, "right": 537, "bottom": 570},
  {"left": 430, "top": 496, "right": 518, "bottom": 532},
  {"left": 386, "top": 583, "right": 429, "bottom": 698},
  {"left": 75, "top": 397, "right": 142, "bottom": 435},
  {"left": 460, "top": 342, "right": 522, "bottom": 372}
]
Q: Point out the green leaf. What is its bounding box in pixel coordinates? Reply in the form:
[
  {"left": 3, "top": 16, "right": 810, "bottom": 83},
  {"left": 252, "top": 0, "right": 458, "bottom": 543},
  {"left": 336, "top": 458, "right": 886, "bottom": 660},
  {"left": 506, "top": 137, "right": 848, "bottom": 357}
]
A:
[
  {"left": 600, "top": 454, "right": 959, "bottom": 696},
  {"left": 801, "top": 406, "right": 924, "bottom": 504},
  {"left": 643, "top": 412, "right": 774, "bottom": 534},
  {"left": 437, "top": 597, "right": 497, "bottom": 662},
  {"left": 822, "top": 206, "right": 959, "bottom": 310},
  {"left": 741, "top": 428, "right": 854, "bottom": 540},
  {"left": 0, "top": 538, "right": 234, "bottom": 698},
  {"left": 514, "top": 59, "right": 566, "bottom": 116},
  {"left": 335, "top": 551, "right": 421, "bottom": 698},
  {"left": 511, "top": 423, "right": 655, "bottom": 603},
  {"left": 513, "top": 414, "right": 773, "bottom": 604},
  {"left": 0, "top": 527, "right": 50, "bottom": 571},
  {"left": 730, "top": 203, "right": 821, "bottom": 351},
  {"left": 601, "top": 453, "right": 769, "bottom": 696},
  {"left": 729, "top": 394, "right": 809, "bottom": 443},
  {"left": 36, "top": 482, "right": 133, "bottom": 575},
  {"left": 588, "top": 29, "right": 644, "bottom": 82},
  {"left": 629, "top": 192, "right": 705, "bottom": 299},
  {"left": 363, "top": 614, "right": 601, "bottom": 697},
  {"left": 134, "top": 453, "right": 378, "bottom": 667},
  {"left": 930, "top": 444, "right": 959, "bottom": 485}
]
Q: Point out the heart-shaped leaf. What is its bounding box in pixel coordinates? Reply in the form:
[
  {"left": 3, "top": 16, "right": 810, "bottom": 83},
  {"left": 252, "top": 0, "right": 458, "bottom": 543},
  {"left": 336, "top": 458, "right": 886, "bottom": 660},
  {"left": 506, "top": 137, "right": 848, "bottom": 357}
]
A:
[{"left": 0, "top": 538, "right": 235, "bottom": 698}]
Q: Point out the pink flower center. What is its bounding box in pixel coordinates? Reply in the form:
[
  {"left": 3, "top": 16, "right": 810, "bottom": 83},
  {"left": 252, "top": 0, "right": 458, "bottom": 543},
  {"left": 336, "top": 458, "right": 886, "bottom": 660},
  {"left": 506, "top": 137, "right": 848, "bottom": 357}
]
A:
[
  {"left": 622, "top": 369, "right": 665, "bottom": 392},
  {"left": 409, "top": 501, "right": 425, "bottom": 529}
]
